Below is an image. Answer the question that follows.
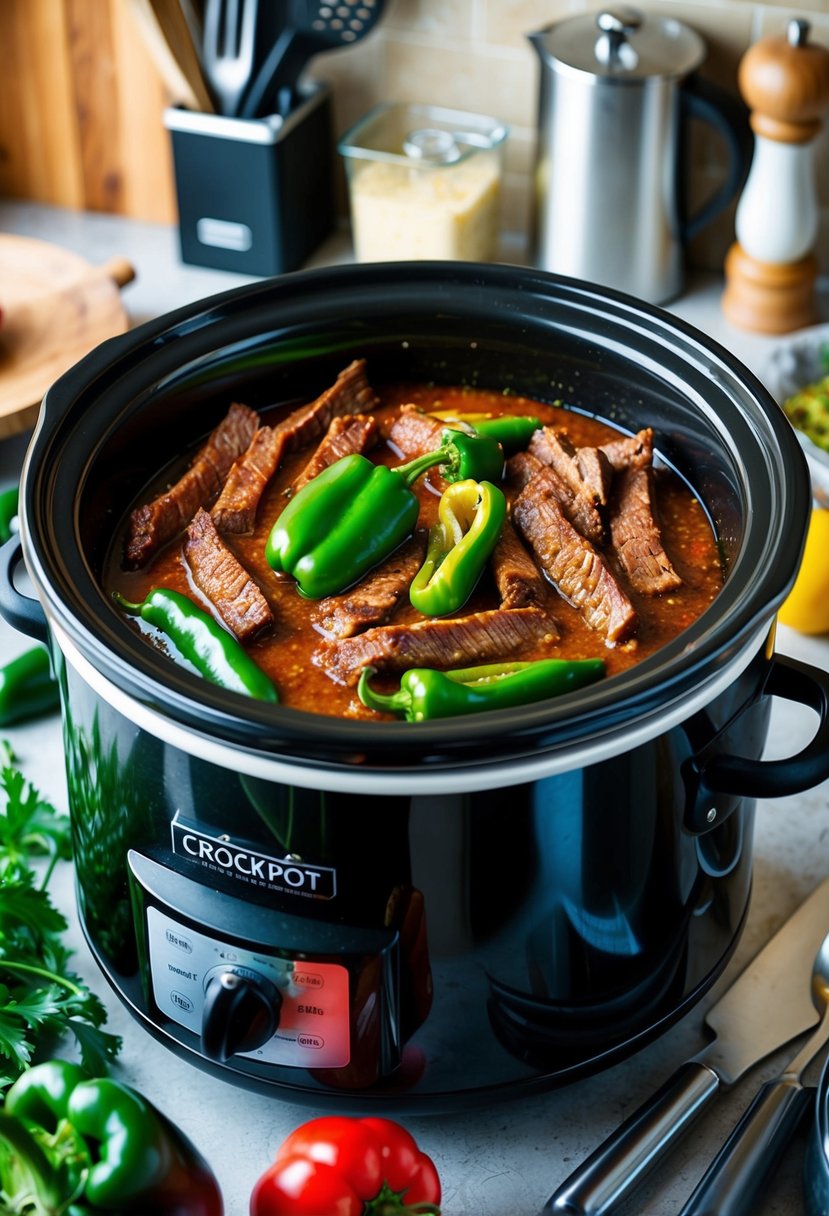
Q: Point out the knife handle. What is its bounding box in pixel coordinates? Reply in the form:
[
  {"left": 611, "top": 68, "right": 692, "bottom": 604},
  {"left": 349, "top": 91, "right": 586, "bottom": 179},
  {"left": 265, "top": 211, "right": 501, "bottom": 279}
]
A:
[
  {"left": 542, "top": 1061, "right": 721, "bottom": 1215},
  {"left": 675, "top": 1079, "right": 813, "bottom": 1216}
]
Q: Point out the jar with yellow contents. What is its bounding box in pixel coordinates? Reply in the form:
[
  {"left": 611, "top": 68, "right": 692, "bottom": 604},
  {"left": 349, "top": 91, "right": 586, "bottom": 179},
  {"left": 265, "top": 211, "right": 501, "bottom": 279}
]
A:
[{"left": 338, "top": 103, "right": 508, "bottom": 263}]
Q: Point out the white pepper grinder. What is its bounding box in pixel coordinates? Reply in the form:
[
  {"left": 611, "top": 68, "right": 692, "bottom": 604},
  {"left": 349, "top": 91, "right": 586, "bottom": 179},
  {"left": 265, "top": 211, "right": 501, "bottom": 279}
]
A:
[{"left": 722, "top": 18, "right": 829, "bottom": 333}]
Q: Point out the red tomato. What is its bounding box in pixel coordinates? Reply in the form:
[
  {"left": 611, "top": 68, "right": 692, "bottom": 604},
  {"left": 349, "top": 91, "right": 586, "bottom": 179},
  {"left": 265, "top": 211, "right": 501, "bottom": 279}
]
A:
[
  {"left": 250, "top": 1115, "right": 441, "bottom": 1215},
  {"left": 249, "top": 1156, "right": 362, "bottom": 1216}
]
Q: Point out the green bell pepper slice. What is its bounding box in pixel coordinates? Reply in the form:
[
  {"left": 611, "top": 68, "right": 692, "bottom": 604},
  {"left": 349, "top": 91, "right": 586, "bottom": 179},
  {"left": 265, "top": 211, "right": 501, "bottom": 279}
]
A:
[
  {"left": 428, "top": 410, "right": 541, "bottom": 453},
  {"left": 410, "top": 480, "right": 506, "bottom": 616},
  {"left": 358, "top": 657, "right": 606, "bottom": 722},
  {"left": 265, "top": 430, "right": 504, "bottom": 600},
  {"left": 0, "top": 646, "right": 61, "bottom": 727},
  {"left": 0, "top": 486, "right": 19, "bottom": 545},
  {"left": 114, "top": 588, "right": 278, "bottom": 702}
]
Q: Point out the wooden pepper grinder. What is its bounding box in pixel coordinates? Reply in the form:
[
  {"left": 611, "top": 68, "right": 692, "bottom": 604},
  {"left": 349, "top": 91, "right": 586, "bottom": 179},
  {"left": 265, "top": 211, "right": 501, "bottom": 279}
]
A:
[{"left": 722, "top": 18, "right": 829, "bottom": 333}]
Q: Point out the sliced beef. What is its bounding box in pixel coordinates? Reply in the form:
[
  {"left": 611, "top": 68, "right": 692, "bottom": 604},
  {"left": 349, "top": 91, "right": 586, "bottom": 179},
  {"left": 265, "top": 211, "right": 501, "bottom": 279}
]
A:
[
  {"left": 210, "top": 425, "right": 289, "bottom": 535},
  {"left": 212, "top": 359, "right": 378, "bottom": 534},
  {"left": 491, "top": 518, "right": 547, "bottom": 609},
  {"left": 507, "top": 451, "right": 604, "bottom": 546},
  {"left": 125, "top": 402, "right": 258, "bottom": 569},
  {"left": 388, "top": 406, "right": 444, "bottom": 458},
  {"left": 528, "top": 428, "right": 607, "bottom": 543},
  {"left": 576, "top": 445, "right": 614, "bottom": 507},
  {"left": 315, "top": 607, "right": 559, "bottom": 687},
  {"left": 312, "top": 532, "right": 427, "bottom": 639},
  {"left": 600, "top": 427, "right": 654, "bottom": 473},
  {"left": 294, "top": 414, "right": 380, "bottom": 492},
  {"left": 183, "top": 508, "right": 273, "bottom": 643},
  {"left": 513, "top": 478, "right": 638, "bottom": 644},
  {"left": 608, "top": 466, "right": 682, "bottom": 595}
]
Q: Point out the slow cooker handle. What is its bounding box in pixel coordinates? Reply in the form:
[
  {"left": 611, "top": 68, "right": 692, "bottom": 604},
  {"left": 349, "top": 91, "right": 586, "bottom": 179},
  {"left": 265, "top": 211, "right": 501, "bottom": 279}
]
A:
[
  {"left": 0, "top": 535, "right": 49, "bottom": 646},
  {"left": 685, "top": 653, "right": 829, "bottom": 835}
]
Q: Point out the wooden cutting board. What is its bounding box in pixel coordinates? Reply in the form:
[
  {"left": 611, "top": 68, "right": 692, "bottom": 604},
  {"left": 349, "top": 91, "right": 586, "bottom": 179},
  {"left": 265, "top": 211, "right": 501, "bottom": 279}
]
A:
[{"left": 0, "top": 234, "right": 134, "bottom": 439}]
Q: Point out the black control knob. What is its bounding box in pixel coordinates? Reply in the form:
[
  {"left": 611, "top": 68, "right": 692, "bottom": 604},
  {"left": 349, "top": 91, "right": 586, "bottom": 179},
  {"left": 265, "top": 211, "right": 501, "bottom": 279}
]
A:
[{"left": 201, "top": 967, "right": 282, "bottom": 1063}]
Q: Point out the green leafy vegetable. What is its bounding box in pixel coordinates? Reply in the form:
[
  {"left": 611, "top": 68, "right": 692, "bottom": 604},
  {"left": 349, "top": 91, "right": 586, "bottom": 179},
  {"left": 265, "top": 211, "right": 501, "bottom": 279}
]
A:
[{"left": 0, "top": 742, "right": 121, "bottom": 1091}]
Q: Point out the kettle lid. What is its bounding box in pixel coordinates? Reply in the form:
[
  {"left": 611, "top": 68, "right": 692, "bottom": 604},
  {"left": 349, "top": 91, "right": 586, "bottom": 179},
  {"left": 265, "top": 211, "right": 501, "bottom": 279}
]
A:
[{"left": 529, "top": 7, "right": 706, "bottom": 79}]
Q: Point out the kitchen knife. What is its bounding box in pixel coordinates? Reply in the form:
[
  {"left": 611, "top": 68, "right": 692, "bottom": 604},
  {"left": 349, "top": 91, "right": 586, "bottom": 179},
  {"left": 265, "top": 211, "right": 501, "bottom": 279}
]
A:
[{"left": 542, "top": 875, "right": 829, "bottom": 1216}]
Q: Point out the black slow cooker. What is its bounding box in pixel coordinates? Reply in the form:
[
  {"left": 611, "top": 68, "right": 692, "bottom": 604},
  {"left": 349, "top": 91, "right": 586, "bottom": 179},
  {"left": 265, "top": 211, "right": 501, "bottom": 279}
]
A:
[{"left": 3, "top": 263, "right": 829, "bottom": 1112}]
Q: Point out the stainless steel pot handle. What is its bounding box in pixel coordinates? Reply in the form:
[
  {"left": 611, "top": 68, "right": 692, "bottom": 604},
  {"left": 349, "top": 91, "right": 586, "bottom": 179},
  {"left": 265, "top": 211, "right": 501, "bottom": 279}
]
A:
[
  {"left": 684, "top": 653, "right": 829, "bottom": 835},
  {"left": 0, "top": 534, "right": 49, "bottom": 645}
]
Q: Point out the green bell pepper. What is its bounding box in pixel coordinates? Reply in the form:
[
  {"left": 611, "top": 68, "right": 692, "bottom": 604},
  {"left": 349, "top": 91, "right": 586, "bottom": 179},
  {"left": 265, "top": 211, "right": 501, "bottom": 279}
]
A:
[
  {"left": 0, "top": 486, "right": 19, "bottom": 545},
  {"left": 428, "top": 410, "right": 541, "bottom": 452},
  {"left": 410, "top": 480, "right": 506, "bottom": 616},
  {"left": 2, "top": 1061, "right": 224, "bottom": 1215},
  {"left": 113, "top": 588, "right": 278, "bottom": 703},
  {"left": 358, "top": 657, "right": 606, "bottom": 722},
  {"left": 0, "top": 646, "right": 61, "bottom": 727},
  {"left": 265, "top": 430, "right": 504, "bottom": 599}
]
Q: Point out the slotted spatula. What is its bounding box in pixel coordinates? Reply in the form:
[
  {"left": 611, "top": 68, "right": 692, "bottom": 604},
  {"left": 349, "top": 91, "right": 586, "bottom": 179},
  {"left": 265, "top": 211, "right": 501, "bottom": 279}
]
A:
[{"left": 239, "top": 0, "right": 385, "bottom": 119}]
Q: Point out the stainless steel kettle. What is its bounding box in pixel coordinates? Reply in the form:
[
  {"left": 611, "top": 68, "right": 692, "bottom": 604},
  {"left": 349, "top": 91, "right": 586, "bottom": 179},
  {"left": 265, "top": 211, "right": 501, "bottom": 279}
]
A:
[{"left": 528, "top": 7, "right": 750, "bottom": 303}]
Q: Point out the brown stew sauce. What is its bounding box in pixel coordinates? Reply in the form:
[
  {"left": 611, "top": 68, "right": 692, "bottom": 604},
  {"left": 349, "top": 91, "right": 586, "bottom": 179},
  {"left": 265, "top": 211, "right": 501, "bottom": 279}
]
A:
[{"left": 106, "top": 384, "right": 723, "bottom": 719}]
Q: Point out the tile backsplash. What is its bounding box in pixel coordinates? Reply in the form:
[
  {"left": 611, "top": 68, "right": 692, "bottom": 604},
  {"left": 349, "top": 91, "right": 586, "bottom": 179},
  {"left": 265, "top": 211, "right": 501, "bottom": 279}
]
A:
[{"left": 318, "top": 0, "right": 829, "bottom": 274}]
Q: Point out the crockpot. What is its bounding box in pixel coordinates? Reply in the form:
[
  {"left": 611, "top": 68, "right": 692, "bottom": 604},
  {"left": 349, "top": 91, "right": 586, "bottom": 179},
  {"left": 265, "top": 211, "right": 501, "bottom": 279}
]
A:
[{"left": 3, "top": 263, "right": 829, "bottom": 1113}]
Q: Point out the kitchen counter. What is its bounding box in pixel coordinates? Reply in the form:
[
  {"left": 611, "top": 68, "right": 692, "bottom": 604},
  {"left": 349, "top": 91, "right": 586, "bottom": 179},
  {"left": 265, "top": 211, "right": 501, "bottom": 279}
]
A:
[{"left": 2, "top": 199, "right": 829, "bottom": 1216}]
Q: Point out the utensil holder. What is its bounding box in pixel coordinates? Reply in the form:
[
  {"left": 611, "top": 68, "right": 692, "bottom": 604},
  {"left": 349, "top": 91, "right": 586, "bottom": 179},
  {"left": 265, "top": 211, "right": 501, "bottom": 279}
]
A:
[{"left": 164, "top": 84, "right": 334, "bottom": 276}]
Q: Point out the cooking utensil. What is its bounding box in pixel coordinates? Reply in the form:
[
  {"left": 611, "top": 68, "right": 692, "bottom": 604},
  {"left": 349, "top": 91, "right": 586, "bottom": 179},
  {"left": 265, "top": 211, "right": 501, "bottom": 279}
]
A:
[
  {"left": 527, "top": 9, "right": 750, "bottom": 304},
  {"left": 676, "top": 928, "right": 829, "bottom": 1216},
  {"left": 202, "top": 0, "right": 260, "bottom": 116},
  {"left": 239, "top": 0, "right": 385, "bottom": 120},
  {"left": 0, "top": 236, "right": 134, "bottom": 439},
  {"left": 4, "top": 263, "right": 829, "bottom": 1109},
  {"left": 126, "top": 0, "right": 213, "bottom": 111},
  {"left": 543, "top": 876, "right": 829, "bottom": 1215}
]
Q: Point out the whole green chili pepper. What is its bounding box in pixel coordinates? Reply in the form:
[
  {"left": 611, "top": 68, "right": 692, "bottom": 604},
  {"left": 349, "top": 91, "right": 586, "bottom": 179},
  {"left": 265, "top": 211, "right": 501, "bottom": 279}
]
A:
[
  {"left": 3, "top": 1061, "right": 224, "bottom": 1215},
  {"left": 114, "top": 588, "right": 278, "bottom": 702},
  {"left": 0, "top": 646, "right": 60, "bottom": 726},
  {"left": 429, "top": 410, "right": 541, "bottom": 452},
  {"left": 265, "top": 430, "right": 504, "bottom": 600},
  {"left": 410, "top": 480, "right": 506, "bottom": 616},
  {"left": 0, "top": 485, "right": 19, "bottom": 544},
  {"left": 358, "top": 657, "right": 606, "bottom": 722}
]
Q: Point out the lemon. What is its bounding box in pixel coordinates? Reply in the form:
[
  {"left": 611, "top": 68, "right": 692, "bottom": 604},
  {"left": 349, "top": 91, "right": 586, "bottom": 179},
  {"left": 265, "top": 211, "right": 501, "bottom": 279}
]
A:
[{"left": 779, "top": 508, "right": 829, "bottom": 634}]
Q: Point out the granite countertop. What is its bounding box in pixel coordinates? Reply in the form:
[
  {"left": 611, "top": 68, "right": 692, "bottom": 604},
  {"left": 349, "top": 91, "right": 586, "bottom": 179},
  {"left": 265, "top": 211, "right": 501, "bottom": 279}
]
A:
[{"left": 2, "top": 200, "right": 829, "bottom": 1216}]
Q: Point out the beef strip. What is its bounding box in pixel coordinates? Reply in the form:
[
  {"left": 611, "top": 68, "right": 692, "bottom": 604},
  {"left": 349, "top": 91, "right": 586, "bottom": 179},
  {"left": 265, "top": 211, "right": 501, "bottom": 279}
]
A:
[
  {"left": 212, "top": 358, "right": 378, "bottom": 534},
  {"left": 294, "top": 414, "right": 380, "bottom": 492},
  {"left": 576, "top": 445, "right": 614, "bottom": 507},
  {"left": 513, "top": 478, "right": 638, "bottom": 644},
  {"left": 311, "top": 532, "right": 427, "bottom": 639},
  {"left": 608, "top": 466, "right": 682, "bottom": 595},
  {"left": 491, "top": 518, "right": 548, "bottom": 609},
  {"left": 600, "top": 427, "right": 654, "bottom": 473},
  {"left": 527, "top": 429, "right": 607, "bottom": 543},
  {"left": 507, "top": 451, "right": 604, "bottom": 546},
  {"left": 183, "top": 508, "right": 273, "bottom": 643},
  {"left": 387, "top": 405, "right": 444, "bottom": 458},
  {"left": 124, "top": 402, "right": 258, "bottom": 569},
  {"left": 315, "top": 607, "right": 559, "bottom": 687}
]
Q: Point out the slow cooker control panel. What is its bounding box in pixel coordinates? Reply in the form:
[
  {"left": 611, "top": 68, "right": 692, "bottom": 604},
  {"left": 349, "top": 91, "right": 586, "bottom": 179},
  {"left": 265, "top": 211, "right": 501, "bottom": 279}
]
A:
[{"left": 146, "top": 906, "right": 351, "bottom": 1068}]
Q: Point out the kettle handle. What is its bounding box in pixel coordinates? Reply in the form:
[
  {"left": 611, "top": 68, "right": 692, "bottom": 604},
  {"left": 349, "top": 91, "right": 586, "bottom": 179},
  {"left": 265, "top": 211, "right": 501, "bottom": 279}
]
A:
[{"left": 679, "top": 74, "right": 752, "bottom": 244}]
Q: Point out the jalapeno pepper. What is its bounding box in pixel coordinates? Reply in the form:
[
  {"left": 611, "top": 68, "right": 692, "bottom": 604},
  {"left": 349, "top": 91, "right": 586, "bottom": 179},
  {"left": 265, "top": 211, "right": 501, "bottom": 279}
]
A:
[
  {"left": 358, "top": 657, "right": 606, "bottom": 721},
  {"left": 428, "top": 410, "right": 541, "bottom": 452},
  {"left": 265, "top": 430, "right": 504, "bottom": 600},
  {"left": 3, "top": 1060, "right": 224, "bottom": 1215},
  {"left": 0, "top": 485, "right": 19, "bottom": 544},
  {"left": 113, "top": 588, "right": 278, "bottom": 702},
  {"left": 0, "top": 646, "right": 60, "bottom": 726},
  {"left": 409, "top": 480, "right": 506, "bottom": 616}
]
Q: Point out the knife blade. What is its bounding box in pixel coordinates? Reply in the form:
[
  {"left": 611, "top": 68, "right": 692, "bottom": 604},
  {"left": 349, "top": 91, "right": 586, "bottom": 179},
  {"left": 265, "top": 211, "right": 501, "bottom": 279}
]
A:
[{"left": 542, "top": 875, "right": 829, "bottom": 1216}]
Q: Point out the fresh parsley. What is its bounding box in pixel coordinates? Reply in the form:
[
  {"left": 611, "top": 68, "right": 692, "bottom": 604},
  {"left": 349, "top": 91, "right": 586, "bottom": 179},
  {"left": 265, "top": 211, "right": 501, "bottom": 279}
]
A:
[{"left": 0, "top": 742, "right": 121, "bottom": 1090}]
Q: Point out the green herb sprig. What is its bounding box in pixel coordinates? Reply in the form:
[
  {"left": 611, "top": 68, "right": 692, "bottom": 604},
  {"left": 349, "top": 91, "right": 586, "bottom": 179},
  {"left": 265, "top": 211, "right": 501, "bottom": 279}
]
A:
[{"left": 0, "top": 742, "right": 121, "bottom": 1090}]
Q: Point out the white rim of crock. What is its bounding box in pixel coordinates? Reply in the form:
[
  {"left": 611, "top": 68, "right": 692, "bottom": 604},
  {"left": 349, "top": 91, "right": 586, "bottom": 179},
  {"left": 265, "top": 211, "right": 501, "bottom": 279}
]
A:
[{"left": 52, "top": 617, "right": 771, "bottom": 795}]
